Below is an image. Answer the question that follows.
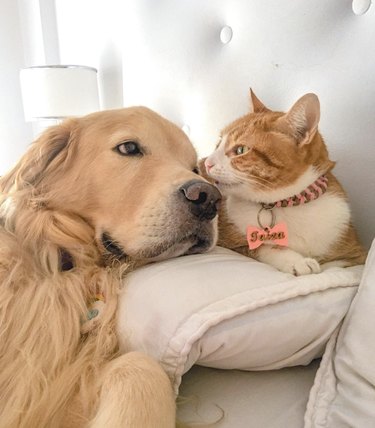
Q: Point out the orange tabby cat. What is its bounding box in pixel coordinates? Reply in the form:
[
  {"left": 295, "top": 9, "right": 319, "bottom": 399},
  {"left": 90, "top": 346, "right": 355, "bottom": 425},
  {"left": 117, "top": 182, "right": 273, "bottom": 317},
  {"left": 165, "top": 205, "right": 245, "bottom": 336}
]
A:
[{"left": 201, "top": 90, "right": 366, "bottom": 275}]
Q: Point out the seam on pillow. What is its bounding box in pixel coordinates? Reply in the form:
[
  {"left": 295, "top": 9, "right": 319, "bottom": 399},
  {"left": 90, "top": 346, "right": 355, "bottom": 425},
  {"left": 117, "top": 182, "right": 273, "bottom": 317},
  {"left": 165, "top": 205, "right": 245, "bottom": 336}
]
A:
[{"left": 161, "top": 268, "right": 362, "bottom": 394}]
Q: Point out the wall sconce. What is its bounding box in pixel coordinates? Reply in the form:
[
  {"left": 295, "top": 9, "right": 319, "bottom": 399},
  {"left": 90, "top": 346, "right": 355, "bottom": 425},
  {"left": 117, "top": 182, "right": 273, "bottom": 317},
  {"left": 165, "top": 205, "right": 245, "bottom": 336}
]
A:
[{"left": 20, "top": 65, "right": 100, "bottom": 135}]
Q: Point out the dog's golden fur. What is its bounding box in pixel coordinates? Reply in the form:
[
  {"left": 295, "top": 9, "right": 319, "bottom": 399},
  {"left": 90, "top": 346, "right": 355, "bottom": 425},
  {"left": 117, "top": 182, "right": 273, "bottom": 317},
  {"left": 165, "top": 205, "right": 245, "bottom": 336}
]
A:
[{"left": 0, "top": 107, "right": 218, "bottom": 427}]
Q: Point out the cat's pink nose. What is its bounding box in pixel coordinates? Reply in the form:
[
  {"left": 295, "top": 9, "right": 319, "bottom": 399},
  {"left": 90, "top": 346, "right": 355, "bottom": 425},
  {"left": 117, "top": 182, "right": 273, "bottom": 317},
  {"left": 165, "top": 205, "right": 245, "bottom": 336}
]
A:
[{"left": 205, "top": 159, "right": 214, "bottom": 172}]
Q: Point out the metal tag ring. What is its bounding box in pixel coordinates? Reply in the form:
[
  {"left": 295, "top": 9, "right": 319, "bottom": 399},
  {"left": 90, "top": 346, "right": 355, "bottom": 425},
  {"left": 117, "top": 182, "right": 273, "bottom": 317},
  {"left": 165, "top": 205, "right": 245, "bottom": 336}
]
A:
[{"left": 257, "top": 207, "right": 276, "bottom": 230}]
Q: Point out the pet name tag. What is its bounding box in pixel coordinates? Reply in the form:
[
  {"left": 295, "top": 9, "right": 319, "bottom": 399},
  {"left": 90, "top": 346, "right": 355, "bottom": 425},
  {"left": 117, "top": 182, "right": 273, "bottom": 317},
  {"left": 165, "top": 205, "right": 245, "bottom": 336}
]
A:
[{"left": 247, "top": 223, "right": 288, "bottom": 250}]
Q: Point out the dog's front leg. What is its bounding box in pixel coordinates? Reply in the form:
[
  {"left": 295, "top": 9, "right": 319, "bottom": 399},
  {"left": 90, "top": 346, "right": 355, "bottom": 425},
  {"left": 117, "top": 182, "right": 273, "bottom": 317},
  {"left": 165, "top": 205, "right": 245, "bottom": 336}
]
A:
[{"left": 89, "top": 352, "right": 175, "bottom": 428}]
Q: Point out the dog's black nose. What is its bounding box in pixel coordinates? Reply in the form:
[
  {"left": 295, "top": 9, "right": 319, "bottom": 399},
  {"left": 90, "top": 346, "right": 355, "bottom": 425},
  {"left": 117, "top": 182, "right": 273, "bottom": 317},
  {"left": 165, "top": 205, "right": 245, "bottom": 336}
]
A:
[{"left": 179, "top": 179, "right": 221, "bottom": 220}]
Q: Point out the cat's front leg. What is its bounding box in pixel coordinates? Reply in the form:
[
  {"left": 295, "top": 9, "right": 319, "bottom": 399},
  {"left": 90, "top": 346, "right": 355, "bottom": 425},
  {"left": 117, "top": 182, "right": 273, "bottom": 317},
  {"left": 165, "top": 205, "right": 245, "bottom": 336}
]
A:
[{"left": 255, "top": 245, "right": 321, "bottom": 276}]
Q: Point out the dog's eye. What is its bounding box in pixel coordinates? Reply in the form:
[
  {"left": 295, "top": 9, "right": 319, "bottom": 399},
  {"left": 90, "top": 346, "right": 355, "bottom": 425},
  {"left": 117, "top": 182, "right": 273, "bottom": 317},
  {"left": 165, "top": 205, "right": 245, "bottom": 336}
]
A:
[
  {"left": 192, "top": 167, "right": 199, "bottom": 174},
  {"left": 115, "top": 141, "right": 142, "bottom": 156}
]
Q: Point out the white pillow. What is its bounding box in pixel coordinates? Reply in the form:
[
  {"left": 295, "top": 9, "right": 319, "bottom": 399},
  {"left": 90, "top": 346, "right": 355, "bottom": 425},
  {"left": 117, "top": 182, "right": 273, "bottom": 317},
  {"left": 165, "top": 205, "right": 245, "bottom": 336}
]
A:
[
  {"left": 304, "top": 239, "right": 375, "bottom": 427},
  {"left": 117, "top": 247, "right": 363, "bottom": 393}
]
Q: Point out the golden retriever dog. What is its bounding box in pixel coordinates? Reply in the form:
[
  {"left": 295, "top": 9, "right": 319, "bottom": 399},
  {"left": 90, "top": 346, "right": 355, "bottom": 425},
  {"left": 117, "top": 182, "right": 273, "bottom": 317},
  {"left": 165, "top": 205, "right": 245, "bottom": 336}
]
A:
[{"left": 0, "top": 107, "right": 221, "bottom": 428}]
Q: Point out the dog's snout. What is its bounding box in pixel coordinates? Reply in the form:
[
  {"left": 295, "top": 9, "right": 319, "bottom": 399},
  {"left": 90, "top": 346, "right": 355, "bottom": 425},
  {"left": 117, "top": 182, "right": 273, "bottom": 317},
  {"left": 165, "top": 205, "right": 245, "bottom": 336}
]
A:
[{"left": 179, "top": 180, "right": 221, "bottom": 220}]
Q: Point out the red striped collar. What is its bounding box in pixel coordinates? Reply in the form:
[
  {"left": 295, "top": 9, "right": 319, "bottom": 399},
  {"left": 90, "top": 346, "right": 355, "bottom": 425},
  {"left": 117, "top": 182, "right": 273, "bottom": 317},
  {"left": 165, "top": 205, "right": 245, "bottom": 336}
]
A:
[{"left": 262, "top": 175, "right": 328, "bottom": 210}]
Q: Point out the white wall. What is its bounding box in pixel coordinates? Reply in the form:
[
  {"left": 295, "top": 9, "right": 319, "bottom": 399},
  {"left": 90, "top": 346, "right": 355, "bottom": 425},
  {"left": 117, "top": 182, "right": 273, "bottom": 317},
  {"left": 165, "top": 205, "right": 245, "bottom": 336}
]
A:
[{"left": 0, "top": 0, "right": 32, "bottom": 175}]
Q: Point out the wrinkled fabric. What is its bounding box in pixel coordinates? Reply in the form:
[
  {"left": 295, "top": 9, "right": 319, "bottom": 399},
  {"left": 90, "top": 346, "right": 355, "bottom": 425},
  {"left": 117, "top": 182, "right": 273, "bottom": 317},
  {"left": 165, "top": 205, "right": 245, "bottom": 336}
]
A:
[{"left": 117, "top": 247, "right": 362, "bottom": 394}]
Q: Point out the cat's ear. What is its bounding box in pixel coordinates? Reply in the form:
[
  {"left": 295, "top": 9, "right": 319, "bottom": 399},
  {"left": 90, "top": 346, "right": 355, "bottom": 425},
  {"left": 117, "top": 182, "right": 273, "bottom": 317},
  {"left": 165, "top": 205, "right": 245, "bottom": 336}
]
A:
[
  {"left": 279, "top": 93, "right": 320, "bottom": 146},
  {"left": 249, "top": 89, "right": 270, "bottom": 113}
]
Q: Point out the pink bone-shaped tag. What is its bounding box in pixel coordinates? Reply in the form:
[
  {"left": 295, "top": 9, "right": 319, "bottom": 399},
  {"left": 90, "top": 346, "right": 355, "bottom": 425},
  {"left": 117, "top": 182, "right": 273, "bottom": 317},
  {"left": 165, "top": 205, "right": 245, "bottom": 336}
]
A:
[{"left": 247, "top": 222, "right": 288, "bottom": 250}]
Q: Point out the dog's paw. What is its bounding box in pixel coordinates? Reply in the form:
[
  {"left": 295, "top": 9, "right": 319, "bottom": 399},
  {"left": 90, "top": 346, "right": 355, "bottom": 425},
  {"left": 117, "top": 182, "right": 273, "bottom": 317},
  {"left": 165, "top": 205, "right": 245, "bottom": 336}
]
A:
[{"left": 283, "top": 257, "right": 321, "bottom": 276}]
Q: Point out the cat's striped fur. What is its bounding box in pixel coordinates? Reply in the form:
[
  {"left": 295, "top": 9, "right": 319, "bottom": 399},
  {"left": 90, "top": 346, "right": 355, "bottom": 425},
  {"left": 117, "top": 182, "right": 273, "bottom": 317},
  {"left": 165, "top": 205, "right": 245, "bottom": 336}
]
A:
[{"left": 202, "top": 90, "right": 366, "bottom": 275}]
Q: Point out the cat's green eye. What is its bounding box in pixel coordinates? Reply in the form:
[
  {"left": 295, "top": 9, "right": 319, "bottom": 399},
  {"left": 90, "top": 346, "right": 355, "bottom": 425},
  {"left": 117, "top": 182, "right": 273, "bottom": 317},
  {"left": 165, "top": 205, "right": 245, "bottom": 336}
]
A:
[{"left": 235, "top": 145, "right": 249, "bottom": 156}]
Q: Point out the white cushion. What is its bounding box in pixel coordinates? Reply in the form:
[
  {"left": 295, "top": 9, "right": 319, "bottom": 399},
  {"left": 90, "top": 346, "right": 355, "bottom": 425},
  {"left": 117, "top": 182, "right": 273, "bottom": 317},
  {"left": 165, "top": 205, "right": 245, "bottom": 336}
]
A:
[
  {"left": 117, "top": 247, "right": 363, "bottom": 393},
  {"left": 305, "top": 239, "right": 375, "bottom": 427}
]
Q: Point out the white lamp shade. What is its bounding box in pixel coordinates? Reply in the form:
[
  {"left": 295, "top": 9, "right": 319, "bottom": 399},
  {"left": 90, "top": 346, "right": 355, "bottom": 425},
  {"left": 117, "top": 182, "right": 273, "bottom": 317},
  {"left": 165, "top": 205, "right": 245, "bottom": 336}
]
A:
[{"left": 20, "top": 65, "right": 100, "bottom": 121}]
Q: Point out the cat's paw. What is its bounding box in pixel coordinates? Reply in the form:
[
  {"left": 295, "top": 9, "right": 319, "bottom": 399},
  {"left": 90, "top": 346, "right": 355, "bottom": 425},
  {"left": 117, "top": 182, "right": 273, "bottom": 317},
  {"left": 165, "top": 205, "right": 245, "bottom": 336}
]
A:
[
  {"left": 283, "top": 257, "right": 321, "bottom": 276},
  {"left": 257, "top": 247, "right": 321, "bottom": 276}
]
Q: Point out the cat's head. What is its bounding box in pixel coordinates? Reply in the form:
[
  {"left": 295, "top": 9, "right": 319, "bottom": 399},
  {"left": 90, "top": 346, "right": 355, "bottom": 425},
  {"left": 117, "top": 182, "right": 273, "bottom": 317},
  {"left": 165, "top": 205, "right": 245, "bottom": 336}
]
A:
[{"left": 204, "top": 90, "right": 335, "bottom": 203}]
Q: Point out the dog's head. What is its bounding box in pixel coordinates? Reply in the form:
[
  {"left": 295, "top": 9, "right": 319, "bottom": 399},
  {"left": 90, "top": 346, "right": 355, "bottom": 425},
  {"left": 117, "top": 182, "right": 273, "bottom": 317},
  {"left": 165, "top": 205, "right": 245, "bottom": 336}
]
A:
[{"left": 2, "top": 107, "right": 221, "bottom": 262}]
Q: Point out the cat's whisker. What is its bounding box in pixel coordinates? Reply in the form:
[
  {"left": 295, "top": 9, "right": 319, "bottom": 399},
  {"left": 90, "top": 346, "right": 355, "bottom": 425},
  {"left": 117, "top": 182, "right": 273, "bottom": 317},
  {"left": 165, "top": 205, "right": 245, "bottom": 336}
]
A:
[
  {"left": 235, "top": 170, "right": 271, "bottom": 184},
  {"left": 255, "top": 183, "right": 273, "bottom": 190},
  {"left": 248, "top": 175, "right": 274, "bottom": 186},
  {"left": 241, "top": 175, "right": 273, "bottom": 190}
]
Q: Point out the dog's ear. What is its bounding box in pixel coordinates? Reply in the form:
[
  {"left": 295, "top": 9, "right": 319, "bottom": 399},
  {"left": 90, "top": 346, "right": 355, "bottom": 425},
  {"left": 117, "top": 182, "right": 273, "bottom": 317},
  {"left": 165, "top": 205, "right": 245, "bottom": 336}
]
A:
[{"left": 0, "top": 119, "right": 79, "bottom": 193}]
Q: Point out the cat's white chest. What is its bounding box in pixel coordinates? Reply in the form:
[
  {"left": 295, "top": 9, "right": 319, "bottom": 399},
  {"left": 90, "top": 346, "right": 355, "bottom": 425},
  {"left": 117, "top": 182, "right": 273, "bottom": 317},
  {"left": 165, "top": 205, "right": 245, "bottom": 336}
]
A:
[{"left": 227, "top": 193, "right": 351, "bottom": 257}]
